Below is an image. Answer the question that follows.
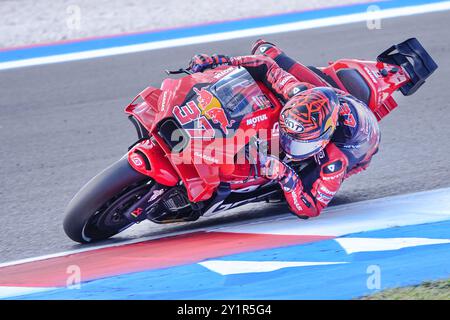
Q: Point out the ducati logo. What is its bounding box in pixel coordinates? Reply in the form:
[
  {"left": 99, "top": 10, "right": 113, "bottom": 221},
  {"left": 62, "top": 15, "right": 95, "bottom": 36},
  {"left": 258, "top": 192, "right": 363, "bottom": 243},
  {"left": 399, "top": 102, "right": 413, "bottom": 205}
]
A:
[
  {"left": 327, "top": 164, "right": 336, "bottom": 172},
  {"left": 130, "top": 207, "right": 143, "bottom": 218},
  {"left": 260, "top": 46, "right": 267, "bottom": 53},
  {"left": 131, "top": 157, "right": 143, "bottom": 166}
]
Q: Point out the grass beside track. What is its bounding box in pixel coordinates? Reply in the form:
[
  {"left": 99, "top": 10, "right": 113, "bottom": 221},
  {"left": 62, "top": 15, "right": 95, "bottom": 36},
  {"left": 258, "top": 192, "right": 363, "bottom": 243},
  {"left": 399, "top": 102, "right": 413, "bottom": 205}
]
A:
[{"left": 360, "top": 279, "right": 450, "bottom": 300}]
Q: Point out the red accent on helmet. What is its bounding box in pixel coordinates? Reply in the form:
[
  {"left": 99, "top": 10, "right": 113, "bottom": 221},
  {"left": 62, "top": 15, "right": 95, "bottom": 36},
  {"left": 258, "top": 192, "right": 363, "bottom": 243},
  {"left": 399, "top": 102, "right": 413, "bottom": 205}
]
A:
[{"left": 279, "top": 87, "right": 340, "bottom": 160}]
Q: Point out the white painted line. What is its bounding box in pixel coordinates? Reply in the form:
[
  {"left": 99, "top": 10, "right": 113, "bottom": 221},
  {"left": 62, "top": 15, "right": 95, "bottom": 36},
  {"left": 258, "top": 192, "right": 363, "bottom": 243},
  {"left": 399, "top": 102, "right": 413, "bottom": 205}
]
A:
[
  {"left": 1, "top": 1, "right": 450, "bottom": 71},
  {"left": 199, "top": 260, "right": 347, "bottom": 275},
  {"left": 1, "top": 187, "right": 449, "bottom": 269},
  {"left": 216, "top": 187, "right": 450, "bottom": 236},
  {"left": 336, "top": 237, "right": 450, "bottom": 254},
  {"left": 0, "top": 286, "right": 58, "bottom": 299}
]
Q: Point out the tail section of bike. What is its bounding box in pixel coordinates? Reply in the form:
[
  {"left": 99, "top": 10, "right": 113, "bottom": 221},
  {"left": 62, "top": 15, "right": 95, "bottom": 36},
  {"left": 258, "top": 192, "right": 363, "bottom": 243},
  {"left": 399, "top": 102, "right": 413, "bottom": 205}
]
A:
[{"left": 319, "top": 38, "right": 437, "bottom": 121}]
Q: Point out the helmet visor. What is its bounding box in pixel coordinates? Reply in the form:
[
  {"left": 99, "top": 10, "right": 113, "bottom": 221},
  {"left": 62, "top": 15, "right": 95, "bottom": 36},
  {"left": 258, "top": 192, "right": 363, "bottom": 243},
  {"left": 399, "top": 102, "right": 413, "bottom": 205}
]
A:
[{"left": 280, "top": 127, "right": 334, "bottom": 160}]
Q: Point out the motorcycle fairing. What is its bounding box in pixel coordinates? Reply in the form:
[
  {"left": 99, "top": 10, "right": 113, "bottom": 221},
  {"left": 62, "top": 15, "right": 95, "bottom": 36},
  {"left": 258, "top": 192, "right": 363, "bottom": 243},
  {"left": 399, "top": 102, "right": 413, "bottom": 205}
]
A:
[
  {"left": 128, "top": 139, "right": 179, "bottom": 187},
  {"left": 126, "top": 66, "right": 283, "bottom": 202}
]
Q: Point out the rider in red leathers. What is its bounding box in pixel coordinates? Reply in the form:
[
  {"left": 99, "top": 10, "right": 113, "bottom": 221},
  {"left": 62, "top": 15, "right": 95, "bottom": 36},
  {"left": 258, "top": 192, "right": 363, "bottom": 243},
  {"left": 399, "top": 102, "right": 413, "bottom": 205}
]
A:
[{"left": 188, "top": 40, "right": 380, "bottom": 219}]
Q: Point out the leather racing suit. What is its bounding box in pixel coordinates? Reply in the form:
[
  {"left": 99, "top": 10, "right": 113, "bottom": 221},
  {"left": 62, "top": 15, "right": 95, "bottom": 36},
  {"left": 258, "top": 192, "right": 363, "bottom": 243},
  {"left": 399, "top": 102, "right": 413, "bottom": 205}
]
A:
[{"left": 189, "top": 41, "right": 380, "bottom": 219}]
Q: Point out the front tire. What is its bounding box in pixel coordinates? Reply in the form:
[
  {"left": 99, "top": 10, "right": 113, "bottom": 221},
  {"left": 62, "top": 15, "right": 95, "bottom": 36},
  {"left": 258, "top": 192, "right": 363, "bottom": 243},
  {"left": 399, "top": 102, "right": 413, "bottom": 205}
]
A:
[{"left": 63, "top": 156, "right": 150, "bottom": 243}]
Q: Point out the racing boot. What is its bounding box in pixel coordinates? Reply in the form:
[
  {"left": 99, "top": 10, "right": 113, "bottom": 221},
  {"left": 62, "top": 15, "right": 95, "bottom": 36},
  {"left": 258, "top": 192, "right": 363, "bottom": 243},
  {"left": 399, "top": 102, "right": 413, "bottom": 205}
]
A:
[{"left": 251, "top": 38, "right": 328, "bottom": 87}]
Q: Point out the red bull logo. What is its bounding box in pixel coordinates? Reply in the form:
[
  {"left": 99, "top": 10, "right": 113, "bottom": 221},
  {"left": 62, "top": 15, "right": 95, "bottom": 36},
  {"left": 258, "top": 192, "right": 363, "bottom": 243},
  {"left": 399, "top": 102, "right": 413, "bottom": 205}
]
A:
[{"left": 194, "top": 87, "right": 234, "bottom": 135}]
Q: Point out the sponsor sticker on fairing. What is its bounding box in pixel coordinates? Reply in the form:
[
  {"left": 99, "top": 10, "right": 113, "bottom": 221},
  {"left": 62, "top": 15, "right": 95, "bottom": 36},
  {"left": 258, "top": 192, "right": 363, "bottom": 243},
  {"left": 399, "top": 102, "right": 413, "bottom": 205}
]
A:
[
  {"left": 194, "top": 87, "right": 235, "bottom": 135},
  {"left": 252, "top": 95, "right": 272, "bottom": 110},
  {"left": 246, "top": 114, "right": 268, "bottom": 126},
  {"left": 364, "top": 66, "right": 379, "bottom": 84},
  {"left": 194, "top": 151, "right": 219, "bottom": 164},
  {"left": 272, "top": 122, "right": 279, "bottom": 136},
  {"left": 131, "top": 156, "right": 143, "bottom": 167}
]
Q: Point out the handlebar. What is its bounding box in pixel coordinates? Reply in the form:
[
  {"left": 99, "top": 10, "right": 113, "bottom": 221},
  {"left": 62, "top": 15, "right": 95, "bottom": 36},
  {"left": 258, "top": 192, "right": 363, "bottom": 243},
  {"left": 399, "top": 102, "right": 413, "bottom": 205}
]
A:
[{"left": 165, "top": 68, "right": 193, "bottom": 75}]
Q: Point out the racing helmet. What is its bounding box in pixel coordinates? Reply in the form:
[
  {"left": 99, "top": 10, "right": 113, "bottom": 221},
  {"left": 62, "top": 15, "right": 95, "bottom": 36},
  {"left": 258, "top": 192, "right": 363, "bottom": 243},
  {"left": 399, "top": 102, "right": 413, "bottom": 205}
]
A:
[{"left": 279, "top": 87, "right": 340, "bottom": 161}]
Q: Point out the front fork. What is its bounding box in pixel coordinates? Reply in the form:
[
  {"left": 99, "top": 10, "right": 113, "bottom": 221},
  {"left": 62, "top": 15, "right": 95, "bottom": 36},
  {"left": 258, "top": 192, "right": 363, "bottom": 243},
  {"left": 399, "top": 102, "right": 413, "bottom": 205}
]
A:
[
  {"left": 123, "top": 182, "right": 169, "bottom": 222},
  {"left": 123, "top": 181, "right": 203, "bottom": 224}
]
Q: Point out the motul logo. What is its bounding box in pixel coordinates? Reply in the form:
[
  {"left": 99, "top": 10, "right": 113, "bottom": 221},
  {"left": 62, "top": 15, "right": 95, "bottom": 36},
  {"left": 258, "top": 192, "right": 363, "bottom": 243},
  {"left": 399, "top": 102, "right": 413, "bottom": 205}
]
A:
[{"left": 246, "top": 114, "right": 268, "bottom": 126}]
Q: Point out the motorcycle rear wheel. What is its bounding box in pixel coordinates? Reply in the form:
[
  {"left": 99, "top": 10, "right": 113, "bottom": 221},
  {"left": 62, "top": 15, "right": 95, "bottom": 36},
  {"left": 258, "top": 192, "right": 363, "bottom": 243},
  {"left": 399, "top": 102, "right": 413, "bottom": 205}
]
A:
[{"left": 63, "top": 156, "right": 151, "bottom": 243}]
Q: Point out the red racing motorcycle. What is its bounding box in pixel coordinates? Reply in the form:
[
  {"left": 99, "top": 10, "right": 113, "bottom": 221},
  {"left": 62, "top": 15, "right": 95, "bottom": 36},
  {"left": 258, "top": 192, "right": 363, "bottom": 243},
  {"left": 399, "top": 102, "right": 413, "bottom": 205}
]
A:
[{"left": 63, "top": 38, "right": 437, "bottom": 243}]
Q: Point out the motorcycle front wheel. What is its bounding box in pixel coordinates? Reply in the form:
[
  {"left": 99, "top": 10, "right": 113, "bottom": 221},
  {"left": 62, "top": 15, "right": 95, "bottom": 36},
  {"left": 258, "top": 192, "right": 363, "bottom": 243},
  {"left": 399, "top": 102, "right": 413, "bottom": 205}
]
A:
[{"left": 63, "top": 156, "right": 151, "bottom": 243}]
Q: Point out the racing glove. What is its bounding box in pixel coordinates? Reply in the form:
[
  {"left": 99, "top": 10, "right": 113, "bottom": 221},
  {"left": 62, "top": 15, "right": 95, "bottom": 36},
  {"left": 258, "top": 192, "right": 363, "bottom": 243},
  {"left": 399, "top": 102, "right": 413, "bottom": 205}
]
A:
[
  {"left": 188, "top": 54, "right": 231, "bottom": 73},
  {"left": 260, "top": 155, "right": 298, "bottom": 192},
  {"left": 260, "top": 154, "right": 311, "bottom": 220}
]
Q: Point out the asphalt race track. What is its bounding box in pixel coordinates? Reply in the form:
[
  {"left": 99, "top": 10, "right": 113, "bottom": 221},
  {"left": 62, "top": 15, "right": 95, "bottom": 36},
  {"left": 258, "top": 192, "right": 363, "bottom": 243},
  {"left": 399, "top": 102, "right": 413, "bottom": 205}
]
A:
[{"left": 1, "top": 11, "right": 450, "bottom": 263}]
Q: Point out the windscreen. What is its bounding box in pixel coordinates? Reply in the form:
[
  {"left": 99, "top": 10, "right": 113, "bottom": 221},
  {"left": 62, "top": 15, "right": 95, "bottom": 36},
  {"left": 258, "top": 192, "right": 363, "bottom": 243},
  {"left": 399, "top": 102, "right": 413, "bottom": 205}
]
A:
[{"left": 209, "top": 68, "right": 273, "bottom": 118}]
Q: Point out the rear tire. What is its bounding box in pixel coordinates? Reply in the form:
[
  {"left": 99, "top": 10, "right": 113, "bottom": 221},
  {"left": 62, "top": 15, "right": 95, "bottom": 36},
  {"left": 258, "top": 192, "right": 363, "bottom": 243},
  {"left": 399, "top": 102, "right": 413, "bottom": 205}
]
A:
[{"left": 63, "top": 156, "right": 150, "bottom": 243}]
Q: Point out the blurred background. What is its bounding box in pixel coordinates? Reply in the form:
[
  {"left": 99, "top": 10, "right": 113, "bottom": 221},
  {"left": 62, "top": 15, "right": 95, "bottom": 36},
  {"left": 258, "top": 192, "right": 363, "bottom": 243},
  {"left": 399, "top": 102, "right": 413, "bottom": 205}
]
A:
[{"left": 0, "top": 0, "right": 366, "bottom": 47}]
